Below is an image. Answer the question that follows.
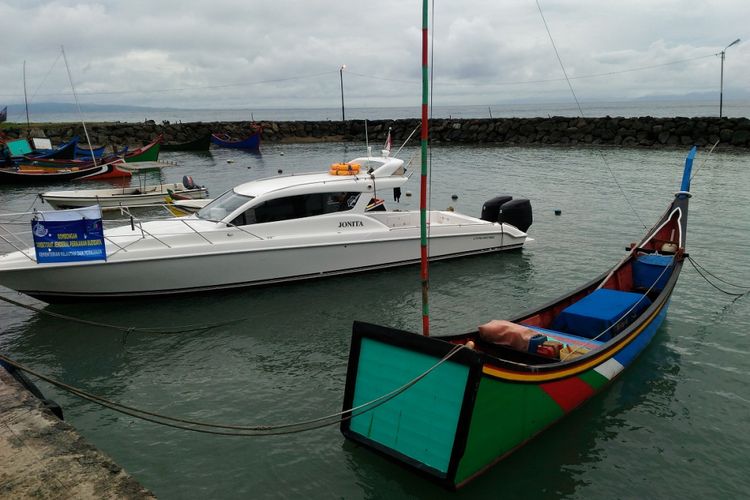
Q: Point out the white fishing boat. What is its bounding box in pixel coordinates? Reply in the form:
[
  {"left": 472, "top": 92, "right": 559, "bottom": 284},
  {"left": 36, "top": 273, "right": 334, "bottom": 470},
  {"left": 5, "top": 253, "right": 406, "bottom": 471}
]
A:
[
  {"left": 40, "top": 177, "right": 208, "bottom": 210},
  {"left": 0, "top": 153, "right": 532, "bottom": 302}
]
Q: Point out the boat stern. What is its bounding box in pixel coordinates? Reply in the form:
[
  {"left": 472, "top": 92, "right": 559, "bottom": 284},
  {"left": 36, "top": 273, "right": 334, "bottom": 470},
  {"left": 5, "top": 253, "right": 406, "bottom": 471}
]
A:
[{"left": 341, "top": 322, "right": 483, "bottom": 489}]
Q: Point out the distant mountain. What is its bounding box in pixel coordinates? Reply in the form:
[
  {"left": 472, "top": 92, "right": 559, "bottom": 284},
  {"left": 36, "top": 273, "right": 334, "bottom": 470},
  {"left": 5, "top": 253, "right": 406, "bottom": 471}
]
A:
[
  {"left": 633, "top": 89, "right": 750, "bottom": 101},
  {"left": 1, "top": 102, "right": 175, "bottom": 114}
]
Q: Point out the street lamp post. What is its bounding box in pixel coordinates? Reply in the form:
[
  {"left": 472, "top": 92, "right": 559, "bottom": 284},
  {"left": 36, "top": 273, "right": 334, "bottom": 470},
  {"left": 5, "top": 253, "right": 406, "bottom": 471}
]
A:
[
  {"left": 339, "top": 64, "right": 346, "bottom": 121},
  {"left": 720, "top": 38, "right": 741, "bottom": 118}
]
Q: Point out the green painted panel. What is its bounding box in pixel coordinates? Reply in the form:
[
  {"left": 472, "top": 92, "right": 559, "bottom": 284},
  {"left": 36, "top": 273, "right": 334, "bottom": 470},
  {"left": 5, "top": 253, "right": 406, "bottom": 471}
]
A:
[
  {"left": 6, "top": 139, "right": 32, "bottom": 157},
  {"left": 454, "top": 376, "right": 564, "bottom": 484},
  {"left": 350, "top": 338, "right": 469, "bottom": 474},
  {"left": 578, "top": 368, "right": 610, "bottom": 391}
]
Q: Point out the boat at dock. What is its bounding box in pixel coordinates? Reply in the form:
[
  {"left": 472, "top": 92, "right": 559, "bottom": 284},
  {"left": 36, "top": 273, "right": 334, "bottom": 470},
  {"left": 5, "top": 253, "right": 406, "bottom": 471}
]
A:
[
  {"left": 40, "top": 177, "right": 209, "bottom": 210},
  {"left": 0, "top": 153, "right": 531, "bottom": 302},
  {"left": 161, "top": 135, "right": 211, "bottom": 152},
  {"left": 0, "top": 158, "right": 131, "bottom": 184},
  {"left": 340, "top": 147, "right": 694, "bottom": 489},
  {"left": 210, "top": 129, "right": 261, "bottom": 150}
]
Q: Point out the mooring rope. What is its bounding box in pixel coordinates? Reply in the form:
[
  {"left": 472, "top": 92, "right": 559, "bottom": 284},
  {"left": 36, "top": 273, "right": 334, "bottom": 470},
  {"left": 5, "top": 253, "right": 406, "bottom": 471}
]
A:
[
  {"left": 535, "top": 0, "right": 647, "bottom": 229},
  {"left": 0, "top": 293, "right": 245, "bottom": 336},
  {"left": 686, "top": 255, "right": 750, "bottom": 297},
  {"left": 0, "top": 344, "right": 466, "bottom": 436}
]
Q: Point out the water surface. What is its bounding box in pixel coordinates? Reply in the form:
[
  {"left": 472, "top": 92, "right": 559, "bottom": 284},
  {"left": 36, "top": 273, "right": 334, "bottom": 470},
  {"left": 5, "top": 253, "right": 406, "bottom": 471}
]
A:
[{"left": 0, "top": 143, "right": 748, "bottom": 499}]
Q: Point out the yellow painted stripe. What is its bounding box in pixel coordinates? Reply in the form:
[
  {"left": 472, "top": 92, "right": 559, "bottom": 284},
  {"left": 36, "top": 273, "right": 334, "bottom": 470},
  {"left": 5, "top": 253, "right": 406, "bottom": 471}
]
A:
[{"left": 481, "top": 299, "right": 666, "bottom": 382}]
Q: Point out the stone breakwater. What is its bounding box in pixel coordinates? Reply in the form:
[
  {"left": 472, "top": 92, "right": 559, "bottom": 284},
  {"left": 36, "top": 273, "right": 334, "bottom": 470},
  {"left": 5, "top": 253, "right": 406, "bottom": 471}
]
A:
[{"left": 4, "top": 116, "right": 750, "bottom": 149}]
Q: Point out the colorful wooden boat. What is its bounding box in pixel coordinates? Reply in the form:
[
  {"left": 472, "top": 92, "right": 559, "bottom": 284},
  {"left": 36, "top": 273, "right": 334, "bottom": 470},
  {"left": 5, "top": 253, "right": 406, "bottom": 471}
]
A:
[
  {"left": 74, "top": 144, "right": 107, "bottom": 160},
  {"left": 210, "top": 129, "right": 261, "bottom": 150},
  {"left": 0, "top": 158, "right": 131, "bottom": 184},
  {"left": 25, "top": 136, "right": 80, "bottom": 160},
  {"left": 161, "top": 134, "right": 211, "bottom": 152},
  {"left": 123, "top": 136, "right": 162, "bottom": 163},
  {"left": 340, "top": 147, "right": 695, "bottom": 489},
  {"left": 27, "top": 148, "right": 127, "bottom": 169}
]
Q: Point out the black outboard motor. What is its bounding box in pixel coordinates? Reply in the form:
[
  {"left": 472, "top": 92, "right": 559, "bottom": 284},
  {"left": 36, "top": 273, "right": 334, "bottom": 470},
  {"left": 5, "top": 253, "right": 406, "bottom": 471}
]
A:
[
  {"left": 183, "top": 175, "right": 198, "bottom": 189},
  {"left": 480, "top": 195, "right": 513, "bottom": 222},
  {"left": 499, "top": 199, "right": 533, "bottom": 233}
]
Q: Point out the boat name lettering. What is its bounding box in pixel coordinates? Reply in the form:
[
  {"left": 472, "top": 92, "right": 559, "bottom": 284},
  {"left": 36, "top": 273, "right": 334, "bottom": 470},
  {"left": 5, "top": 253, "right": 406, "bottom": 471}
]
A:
[{"left": 338, "top": 221, "right": 364, "bottom": 228}]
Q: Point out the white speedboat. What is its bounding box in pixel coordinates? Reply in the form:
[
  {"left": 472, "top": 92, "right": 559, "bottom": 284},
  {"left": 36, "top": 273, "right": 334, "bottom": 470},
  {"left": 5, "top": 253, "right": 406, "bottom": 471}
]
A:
[
  {"left": 0, "top": 154, "right": 532, "bottom": 302},
  {"left": 40, "top": 178, "right": 208, "bottom": 210}
]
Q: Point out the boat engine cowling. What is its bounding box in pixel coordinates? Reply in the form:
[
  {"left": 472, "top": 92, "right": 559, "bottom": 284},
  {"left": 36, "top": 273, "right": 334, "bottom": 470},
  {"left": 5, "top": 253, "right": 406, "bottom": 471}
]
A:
[
  {"left": 480, "top": 195, "right": 513, "bottom": 222},
  {"left": 499, "top": 198, "right": 533, "bottom": 233},
  {"left": 183, "top": 175, "right": 198, "bottom": 189}
]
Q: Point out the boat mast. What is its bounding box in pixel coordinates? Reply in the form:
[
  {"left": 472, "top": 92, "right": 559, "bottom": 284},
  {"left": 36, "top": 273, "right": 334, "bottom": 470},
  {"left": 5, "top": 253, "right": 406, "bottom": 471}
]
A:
[
  {"left": 420, "top": 0, "right": 430, "bottom": 336},
  {"left": 61, "top": 45, "right": 98, "bottom": 167},
  {"left": 23, "top": 61, "right": 31, "bottom": 132}
]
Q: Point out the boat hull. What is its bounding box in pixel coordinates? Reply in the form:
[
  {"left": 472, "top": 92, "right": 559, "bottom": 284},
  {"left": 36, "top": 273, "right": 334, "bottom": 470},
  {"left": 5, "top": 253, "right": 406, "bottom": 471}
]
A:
[
  {"left": 161, "top": 135, "right": 211, "bottom": 151},
  {"left": 210, "top": 132, "right": 261, "bottom": 149},
  {"left": 42, "top": 184, "right": 208, "bottom": 210},
  {"left": 0, "top": 222, "right": 525, "bottom": 301},
  {"left": 341, "top": 292, "right": 673, "bottom": 489}
]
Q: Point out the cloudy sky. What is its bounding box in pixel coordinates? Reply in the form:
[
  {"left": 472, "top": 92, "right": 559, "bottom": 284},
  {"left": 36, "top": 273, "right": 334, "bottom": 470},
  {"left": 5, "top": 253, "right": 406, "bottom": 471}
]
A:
[{"left": 0, "top": 0, "right": 747, "bottom": 110}]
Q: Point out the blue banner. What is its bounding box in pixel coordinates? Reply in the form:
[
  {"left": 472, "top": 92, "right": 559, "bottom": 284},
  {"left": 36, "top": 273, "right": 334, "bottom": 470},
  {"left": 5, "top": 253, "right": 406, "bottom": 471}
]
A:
[{"left": 32, "top": 206, "right": 106, "bottom": 263}]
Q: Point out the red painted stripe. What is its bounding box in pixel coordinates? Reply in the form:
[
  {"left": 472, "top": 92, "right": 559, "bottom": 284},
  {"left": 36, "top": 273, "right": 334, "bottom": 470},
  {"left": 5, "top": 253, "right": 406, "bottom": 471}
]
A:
[{"left": 540, "top": 376, "right": 596, "bottom": 412}]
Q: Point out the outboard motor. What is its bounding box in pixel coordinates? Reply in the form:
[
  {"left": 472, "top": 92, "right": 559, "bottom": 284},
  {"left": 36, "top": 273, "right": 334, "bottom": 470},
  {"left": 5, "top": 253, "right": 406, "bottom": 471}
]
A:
[
  {"left": 183, "top": 175, "right": 198, "bottom": 189},
  {"left": 480, "top": 195, "right": 513, "bottom": 222},
  {"left": 499, "top": 199, "right": 533, "bottom": 233}
]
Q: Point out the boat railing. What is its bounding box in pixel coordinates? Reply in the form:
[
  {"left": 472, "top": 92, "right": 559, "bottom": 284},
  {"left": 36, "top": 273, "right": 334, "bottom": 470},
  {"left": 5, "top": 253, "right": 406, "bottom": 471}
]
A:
[
  {"left": 100, "top": 207, "right": 263, "bottom": 256},
  {"left": 0, "top": 209, "right": 47, "bottom": 261}
]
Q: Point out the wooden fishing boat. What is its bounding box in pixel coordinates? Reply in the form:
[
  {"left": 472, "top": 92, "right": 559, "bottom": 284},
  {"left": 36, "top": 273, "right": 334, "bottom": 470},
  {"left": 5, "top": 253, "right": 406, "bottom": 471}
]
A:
[
  {"left": 26, "top": 148, "right": 127, "bottom": 169},
  {"left": 25, "top": 136, "right": 80, "bottom": 160},
  {"left": 161, "top": 134, "right": 211, "bottom": 152},
  {"left": 0, "top": 158, "right": 131, "bottom": 184},
  {"left": 340, "top": 147, "right": 694, "bottom": 489},
  {"left": 74, "top": 144, "right": 107, "bottom": 160},
  {"left": 210, "top": 129, "right": 261, "bottom": 150},
  {"left": 41, "top": 176, "right": 207, "bottom": 210},
  {"left": 164, "top": 194, "right": 211, "bottom": 216},
  {"left": 123, "top": 136, "right": 162, "bottom": 163}
]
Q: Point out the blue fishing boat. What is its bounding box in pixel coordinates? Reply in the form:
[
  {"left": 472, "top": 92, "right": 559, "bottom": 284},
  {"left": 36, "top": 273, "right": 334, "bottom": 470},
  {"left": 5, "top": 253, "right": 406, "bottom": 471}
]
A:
[
  {"left": 74, "top": 144, "right": 107, "bottom": 160},
  {"left": 210, "top": 128, "right": 261, "bottom": 150}
]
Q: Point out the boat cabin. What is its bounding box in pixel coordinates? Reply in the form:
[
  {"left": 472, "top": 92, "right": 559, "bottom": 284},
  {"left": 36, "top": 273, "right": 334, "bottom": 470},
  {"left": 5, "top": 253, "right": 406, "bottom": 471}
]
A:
[{"left": 194, "top": 156, "right": 408, "bottom": 226}]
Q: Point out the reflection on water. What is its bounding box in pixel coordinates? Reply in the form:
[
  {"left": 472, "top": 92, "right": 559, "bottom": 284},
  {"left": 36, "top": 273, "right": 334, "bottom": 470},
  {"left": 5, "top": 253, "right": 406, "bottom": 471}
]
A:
[{"left": 1, "top": 144, "right": 749, "bottom": 498}]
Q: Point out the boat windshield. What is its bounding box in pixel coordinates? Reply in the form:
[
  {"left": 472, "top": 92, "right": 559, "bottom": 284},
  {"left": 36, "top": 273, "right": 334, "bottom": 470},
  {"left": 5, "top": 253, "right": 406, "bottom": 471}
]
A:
[{"left": 196, "top": 189, "right": 253, "bottom": 221}]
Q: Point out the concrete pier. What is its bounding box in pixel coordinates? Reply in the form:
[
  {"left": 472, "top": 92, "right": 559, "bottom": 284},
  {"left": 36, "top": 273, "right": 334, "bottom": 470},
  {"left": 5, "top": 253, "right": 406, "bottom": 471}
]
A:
[{"left": 0, "top": 366, "right": 155, "bottom": 499}]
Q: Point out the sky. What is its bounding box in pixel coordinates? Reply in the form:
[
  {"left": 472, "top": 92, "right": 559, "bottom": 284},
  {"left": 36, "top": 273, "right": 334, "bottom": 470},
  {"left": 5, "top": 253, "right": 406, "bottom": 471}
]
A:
[{"left": 0, "top": 0, "right": 748, "bottom": 111}]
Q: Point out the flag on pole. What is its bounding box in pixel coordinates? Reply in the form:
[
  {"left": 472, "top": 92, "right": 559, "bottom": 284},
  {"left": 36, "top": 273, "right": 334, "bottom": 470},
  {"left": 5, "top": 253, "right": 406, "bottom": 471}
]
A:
[
  {"left": 384, "top": 127, "right": 392, "bottom": 152},
  {"left": 0, "top": 106, "right": 6, "bottom": 123}
]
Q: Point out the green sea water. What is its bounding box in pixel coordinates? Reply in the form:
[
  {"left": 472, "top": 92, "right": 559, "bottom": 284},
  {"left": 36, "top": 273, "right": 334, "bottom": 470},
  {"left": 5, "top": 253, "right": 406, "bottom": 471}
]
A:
[{"left": 1, "top": 143, "right": 748, "bottom": 499}]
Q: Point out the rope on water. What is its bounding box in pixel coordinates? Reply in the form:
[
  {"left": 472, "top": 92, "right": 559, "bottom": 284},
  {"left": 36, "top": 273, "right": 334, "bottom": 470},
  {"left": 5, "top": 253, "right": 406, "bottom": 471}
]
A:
[
  {"left": 690, "top": 139, "right": 720, "bottom": 182},
  {"left": 0, "top": 344, "right": 466, "bottom": 436},
  {"left": 0, "top": 293, "right": 245, "bottom": 336},
  {"left": 687, "top": 255, "right": 750, "bottom": 297}
]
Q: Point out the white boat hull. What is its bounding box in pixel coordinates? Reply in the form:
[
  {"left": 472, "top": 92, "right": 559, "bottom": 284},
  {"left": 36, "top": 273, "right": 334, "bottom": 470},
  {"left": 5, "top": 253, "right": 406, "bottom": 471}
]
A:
[
  {"left": 0, "top": 212, "right": 525, "bottom": 301},
  {"left": 42, "top": 183, "right": 208, "bottom": 210}
]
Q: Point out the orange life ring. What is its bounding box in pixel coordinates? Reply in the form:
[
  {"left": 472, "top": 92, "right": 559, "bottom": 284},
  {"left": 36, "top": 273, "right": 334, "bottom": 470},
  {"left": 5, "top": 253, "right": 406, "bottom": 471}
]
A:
[{"left": 329, "top": 162, "right": 361, "bottom": 173}]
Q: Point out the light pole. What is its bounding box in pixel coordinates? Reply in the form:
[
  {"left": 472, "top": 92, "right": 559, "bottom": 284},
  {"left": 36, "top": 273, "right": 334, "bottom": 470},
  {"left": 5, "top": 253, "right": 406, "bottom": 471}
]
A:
[
  {"left": 720, "top": 38, "right": 740, "bottom": 118},
  {"left": 339, "top": 64, "right": 346, "bottom": 121}
]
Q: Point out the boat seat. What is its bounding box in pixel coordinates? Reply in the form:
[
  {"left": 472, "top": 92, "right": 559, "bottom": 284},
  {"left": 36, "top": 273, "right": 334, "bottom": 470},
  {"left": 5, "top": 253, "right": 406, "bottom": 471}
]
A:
[
  {"left": 550, "top": 288, "right": 652, "bottom": 342},
  {"left": 632, "top": 254, "right": 674, "bottom": 292}
]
